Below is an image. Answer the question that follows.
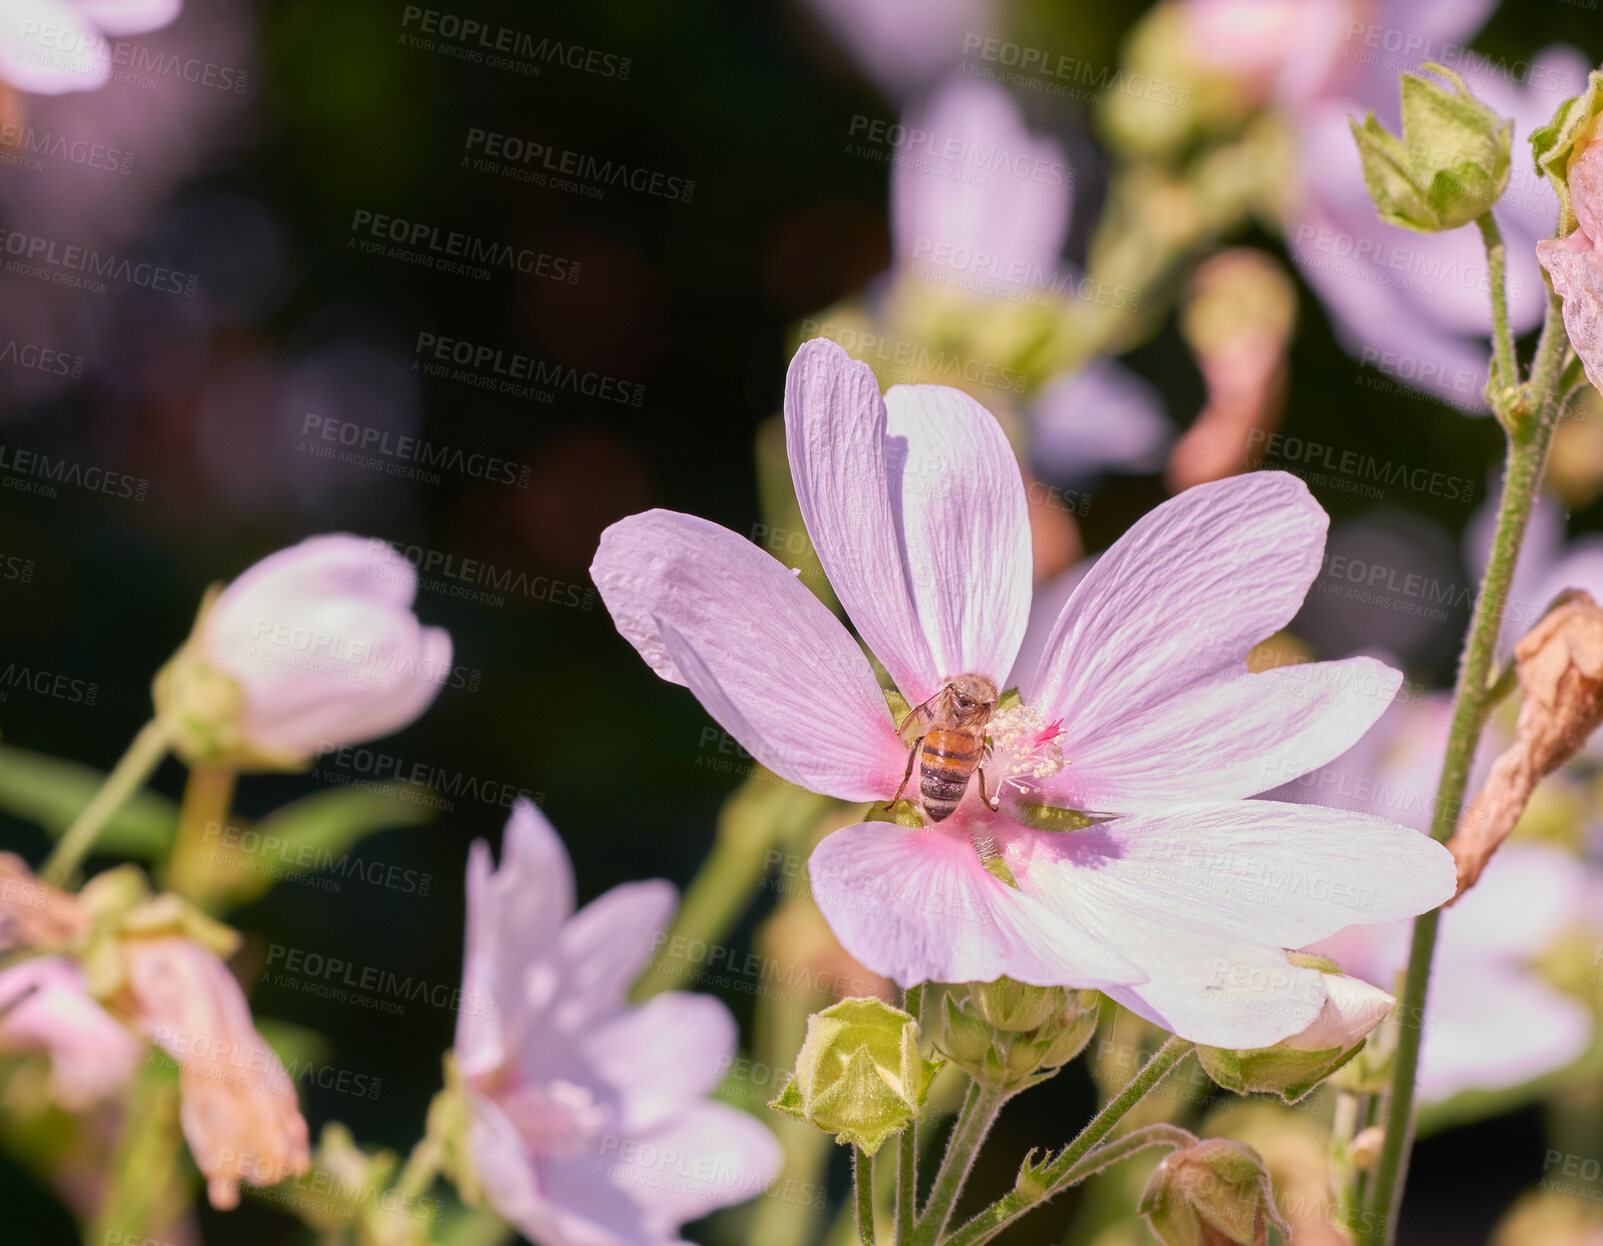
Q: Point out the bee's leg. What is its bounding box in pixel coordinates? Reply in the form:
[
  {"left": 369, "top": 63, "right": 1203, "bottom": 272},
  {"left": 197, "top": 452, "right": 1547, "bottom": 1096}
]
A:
[
  {"left": 977, "top": 766, "right": 1001, "bottom": 813},
  {"left": 892, "top": 736, "right": 924, "bottom": 804}
]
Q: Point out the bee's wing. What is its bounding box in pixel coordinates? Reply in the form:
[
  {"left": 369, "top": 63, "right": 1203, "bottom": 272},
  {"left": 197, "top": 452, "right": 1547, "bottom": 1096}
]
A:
[{"left": 896, "top": 690, "right": 940, "bottom": 742}]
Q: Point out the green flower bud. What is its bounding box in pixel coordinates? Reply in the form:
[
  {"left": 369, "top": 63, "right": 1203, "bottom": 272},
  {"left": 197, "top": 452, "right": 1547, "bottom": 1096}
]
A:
[
  {"left": 1351, "top": 63, "right": 1512, "bottom": 232},
  {"left": 75, "top": 866, "right": 242, "bottom": 1000},
  {"left": 1531, "top": 68, "right": 1603, "bottom": 235},
  {"left": 770, "top": 997, "right": 939, "bottom": 1155},
  {"left": 939, "top": 986, "right": 1099, "bottom": 1091},
  {"left": 969, "top": 979, "right": 1069, "bottom": 1032},
  {"left": 1197, "top": 964, "right": 1394, "bottom": 1104},
  {"left": 1140, "top": 1138, "right": 1289, "bottom": 1246}
]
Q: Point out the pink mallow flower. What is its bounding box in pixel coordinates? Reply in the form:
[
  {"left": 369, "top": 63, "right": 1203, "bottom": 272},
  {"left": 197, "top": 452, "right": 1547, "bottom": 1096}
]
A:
[
  {"left": 592, "top": 338, "right": 1455, "bottom": 1048},
  {"left": 454, "top": 802, "right": 781, "bottom": 1246},
  {"left": 1276, "top": 692, "right": 1597, "bottom": 1101},
  {"left": 1537, "top": 130, "right": 1603, "bottom": 397}
]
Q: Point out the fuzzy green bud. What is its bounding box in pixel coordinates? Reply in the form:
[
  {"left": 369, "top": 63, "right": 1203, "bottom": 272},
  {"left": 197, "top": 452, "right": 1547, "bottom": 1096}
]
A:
[
  {"left": 770, "top": 997, "right": 939, "bottom": 1155},
  {"left": 1140, "top": 1138, "right": 1289, "bottom": 1246},
  {"left": 1351, "top": 63, "right": 1512, "bottom": 232},
  {"left": 940, "top": 985, "right": 1099, "bottom": 1091}
]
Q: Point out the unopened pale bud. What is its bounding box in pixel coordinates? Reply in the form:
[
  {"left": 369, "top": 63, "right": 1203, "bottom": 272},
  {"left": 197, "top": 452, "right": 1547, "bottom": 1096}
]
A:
[
  {"left": 969, "top": 978, "right": 1068, "bottom": 1032},
  {"left": 1196, "top": 963, "right": 1393, "bottom": 1104}
]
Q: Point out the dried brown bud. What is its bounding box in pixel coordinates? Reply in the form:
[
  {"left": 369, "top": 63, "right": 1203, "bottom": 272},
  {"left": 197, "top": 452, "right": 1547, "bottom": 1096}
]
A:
[{"left": 1450, "top": 590, "right": 1603, "bottom": 895}]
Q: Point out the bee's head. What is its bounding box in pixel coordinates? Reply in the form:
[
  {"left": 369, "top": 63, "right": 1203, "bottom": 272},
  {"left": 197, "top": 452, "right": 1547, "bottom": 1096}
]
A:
[{"left": 946, "top": 673, "right": 999, "bottom": 718}]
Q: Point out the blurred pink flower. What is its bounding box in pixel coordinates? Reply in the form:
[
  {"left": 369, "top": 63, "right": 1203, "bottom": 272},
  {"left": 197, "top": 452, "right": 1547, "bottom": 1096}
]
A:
[
  {"left": 455, "top": 801, "right": 781, "bottom": 1246},
  {"left": 188, "top": 534, "right": 453, "bottom": 763},
  {"left": 1278, "top": 693, "right": 1596, "bottom": 1099},
  {"left": 0, "top": 956, "right": 142, "bottom": 1109},
  {"left": 0, "top": 0, "right": 180, "bottom": 94},
  {"left": 1183, "top": 0, "right": 1589, "bottom": 409},
  {"left": 593, "top": 338, "right": 1454, "bottom": 1047},
  {"left": 888, "top": 77, "right": 1172, "bottom": 483},
  {"left": 1315, "top": 841, "right": 1593, "bottom": 1101},
  {"left": 797, "top": 0, "right": 992, "bottom": 99},
  {"left": 1283, "top": 971, "right": 1394, "bottom": 1053},
  {"left": 123, "top": 935, "right": 310, "bottom": 1209}
]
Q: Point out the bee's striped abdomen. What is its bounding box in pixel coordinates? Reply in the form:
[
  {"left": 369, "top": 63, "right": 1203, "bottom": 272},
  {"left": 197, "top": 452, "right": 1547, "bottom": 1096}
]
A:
[{"left": 919, "top": 727, "right": 982, "bottom": 822}]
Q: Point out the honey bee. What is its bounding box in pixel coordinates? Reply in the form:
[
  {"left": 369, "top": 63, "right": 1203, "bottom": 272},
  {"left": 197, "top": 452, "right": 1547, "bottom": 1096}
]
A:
[{"left": 892, "top": 673, "right": 1000, "bottom": 823}]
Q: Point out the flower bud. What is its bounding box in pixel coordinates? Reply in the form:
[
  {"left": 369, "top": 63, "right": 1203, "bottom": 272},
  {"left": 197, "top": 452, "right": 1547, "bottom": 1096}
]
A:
[
  {"left": 940, "top": 986, "right": 1099, "bottom": 1090},
  {"left": 969, "top": 978, "right": 1068, "bottom": 1032},
  {"left": 1140, "top": 1138, "right": 1289, "bottom": 1246},
  {"left": 153, "top": 535, "right": 453, "bottom": 770},
  {"left": 770, "top": 996, "right": 938, "bottom": 1155},
  {"left": 1196, "top": 960, "right": 1394, "bottom": 1104},
  {"left": 1351, "top": 64, "right": 1512, "bottom": 232}
]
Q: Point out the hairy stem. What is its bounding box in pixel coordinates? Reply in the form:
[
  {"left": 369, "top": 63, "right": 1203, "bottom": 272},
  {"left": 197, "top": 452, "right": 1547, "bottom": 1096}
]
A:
[
  {"left": 1363, "top": 289, "right": 1567, "bottom": 1246},
  {"left": 910, "top": 1082, "right": 1006, "bottom": 1246},
  {"left": 899, "top": 983, "right": 925, "bottom": 1242},
  {"left": 856, "top": 1146, "right": 878, "bottom": 1246},
  {"left": 41, "top": 718, "right": 174, "bottom": 886},
  {"left": 944, "top": 1037, "right": 1194, "bottom": 1246},
  {"left": 1476, "top": 214, "right": 1517, "bottom": 404}
]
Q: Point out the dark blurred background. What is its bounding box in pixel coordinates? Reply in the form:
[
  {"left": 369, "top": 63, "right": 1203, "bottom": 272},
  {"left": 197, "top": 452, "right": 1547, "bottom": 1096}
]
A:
[{"left": 1, "top": 1, "right": 1599, "bottom": 1242}]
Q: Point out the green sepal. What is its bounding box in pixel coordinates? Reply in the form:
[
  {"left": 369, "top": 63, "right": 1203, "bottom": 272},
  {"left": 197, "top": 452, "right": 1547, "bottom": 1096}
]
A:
[{"left": 1532, "top": 69, "right": 1603, "bottom": 233}]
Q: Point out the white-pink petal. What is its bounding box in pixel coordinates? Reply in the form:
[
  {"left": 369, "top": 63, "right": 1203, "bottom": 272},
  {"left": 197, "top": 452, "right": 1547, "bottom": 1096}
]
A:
[
  {"left": 1004, "top": 802, "right": 1455, "bottom": 1045},
  {"left": 1030, "top": 472, "right": 1396, "bottom": 808},
  {"left": 808, "top": 819, "right": 1144, "bottom": 990},
  {"left": 882, "top": 383, "right": 1033, "bottom": 686},
  {"left": 784, "top": 338, "right": 942, "bottom": 702},
  {"left": 591, "top": 508, "right": 906, "bottom": 801}
]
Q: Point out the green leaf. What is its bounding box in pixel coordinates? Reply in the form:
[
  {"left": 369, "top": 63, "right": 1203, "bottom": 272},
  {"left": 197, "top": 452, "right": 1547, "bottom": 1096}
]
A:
[{"left": 0, "top": 744, "right": 178, "bottom": 857}]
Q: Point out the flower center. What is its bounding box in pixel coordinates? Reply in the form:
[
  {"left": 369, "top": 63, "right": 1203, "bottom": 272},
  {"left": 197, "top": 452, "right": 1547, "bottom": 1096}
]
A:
[
  {"left": 501, "top": 1078, "right": 612, "bottom": 1158},
  {"left": 987, "top": 705, "right": 1067, "bottom": 793}
]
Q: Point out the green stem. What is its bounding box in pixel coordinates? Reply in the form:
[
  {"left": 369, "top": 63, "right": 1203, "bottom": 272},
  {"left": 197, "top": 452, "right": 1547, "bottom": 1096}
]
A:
[
  {"left": 163, "top": 763, "right": 238, "bottom": 905},
  {"left": 910, "top": 1082, "right": 1006, "bottom": 1246},
  {"left": 1050, "top": 1123, "right": 1196, "bottom": 1188},
  {"left": 41, "top": 717, "right": 174, "bottom": 887},
  {"left": 631, "top": 780, "right": 829, "bottom": 1000},
  {"left": 898, "top": 984, "right": 925, "bottom": 1242},
  {"left": 944, "top": 1037, "right": 1193, "bottom": 1246},
  {"left": 1362, "top": 289, "right": 1568, "bottom": 1246},
  {"left": 1476, "top": 214, "right": 1516, "bottom": 403},
  {"left": 393, "top": 1130, "right": 445, "bottom": 1202},
  {"left": 856, "top": 1146, "right": 878, "bottom": 1246}
]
